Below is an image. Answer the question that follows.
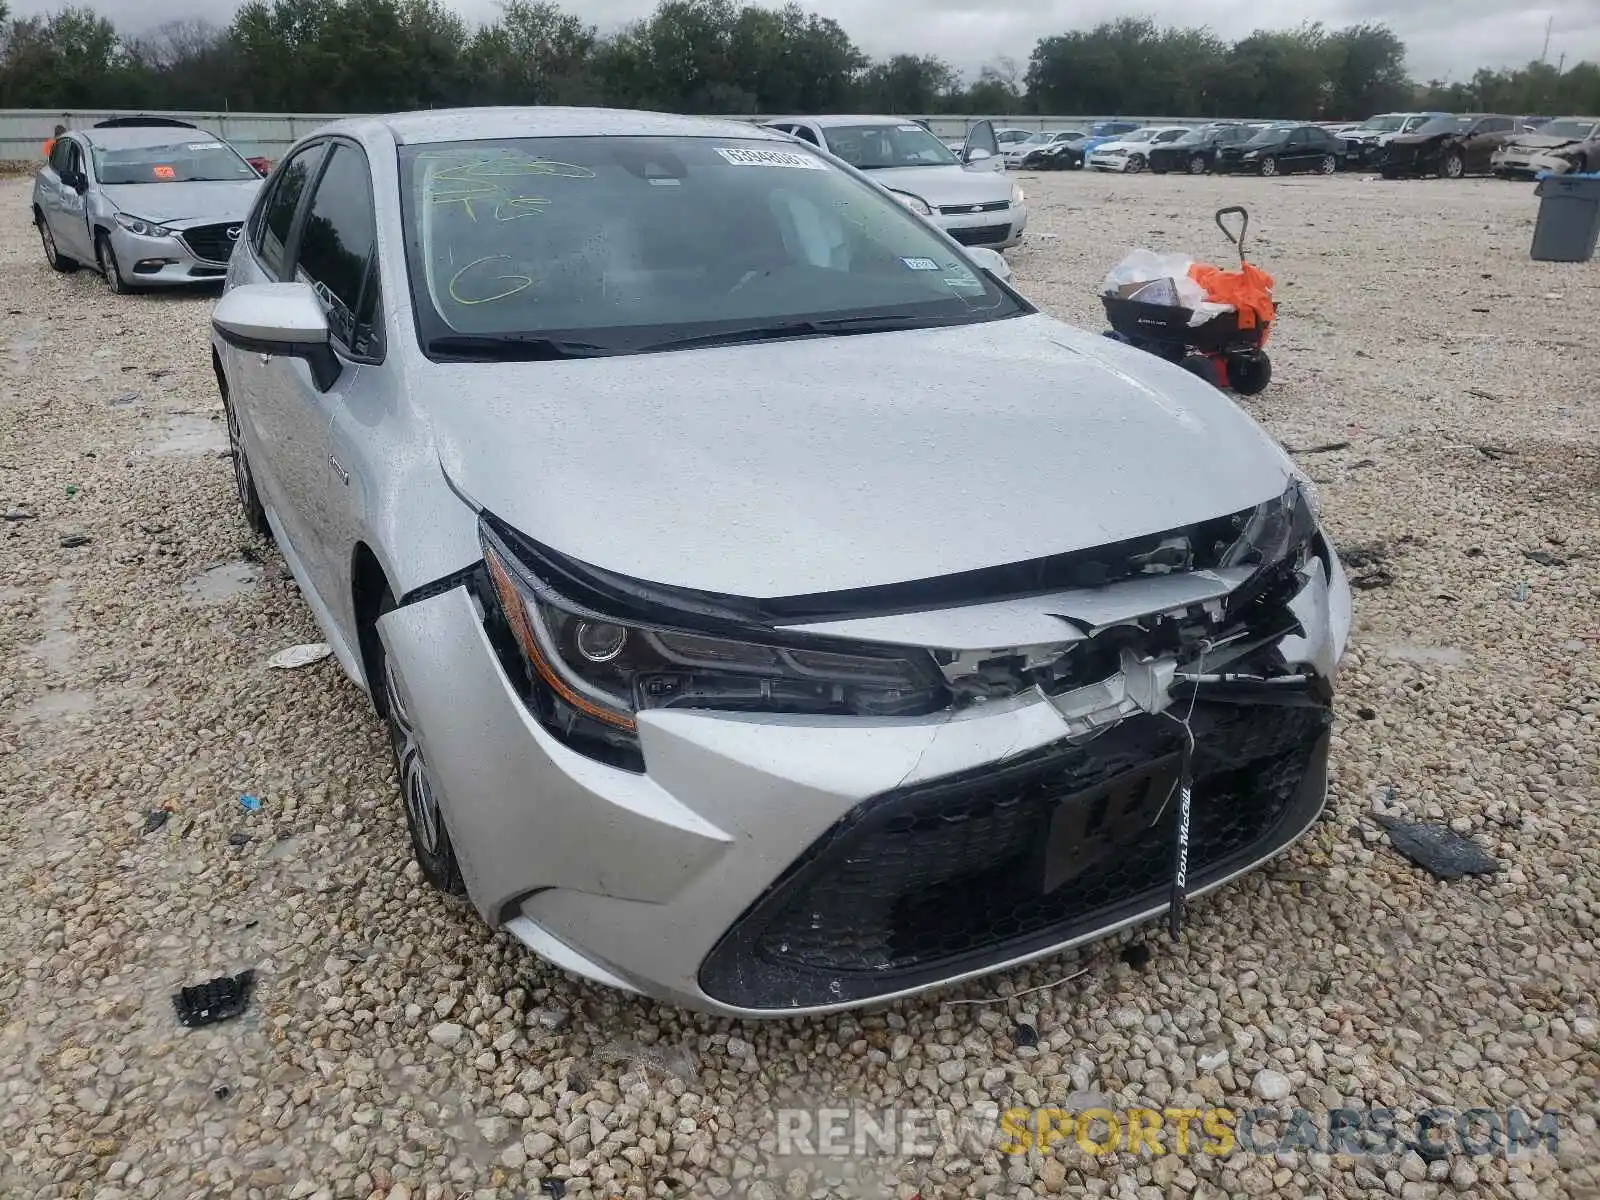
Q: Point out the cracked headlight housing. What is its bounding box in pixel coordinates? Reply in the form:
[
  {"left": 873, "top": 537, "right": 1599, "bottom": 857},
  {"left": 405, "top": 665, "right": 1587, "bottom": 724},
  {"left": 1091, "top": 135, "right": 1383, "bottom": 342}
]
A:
[
  {"left": 1220, "top": 480, "right": 1320, "bottom": 572},
  {"left": 478, "top": 522, "right": 948, "bottom": 769},
  {"left": 114, "top": 213, "right": 176, "bottom": 238}
]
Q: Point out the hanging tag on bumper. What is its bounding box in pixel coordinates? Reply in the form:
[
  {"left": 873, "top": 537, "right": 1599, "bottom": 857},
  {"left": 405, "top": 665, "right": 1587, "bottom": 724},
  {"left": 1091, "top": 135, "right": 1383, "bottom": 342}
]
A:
[{"left": 1168, "top": 743, "right": 1195, "bottom": 941}]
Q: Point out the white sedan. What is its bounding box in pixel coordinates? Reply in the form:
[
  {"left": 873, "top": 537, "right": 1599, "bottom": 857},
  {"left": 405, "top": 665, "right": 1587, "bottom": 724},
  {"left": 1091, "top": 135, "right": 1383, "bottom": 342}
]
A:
[{"left": 1087, "top": 127, "right": 1192, "bottom": 173}]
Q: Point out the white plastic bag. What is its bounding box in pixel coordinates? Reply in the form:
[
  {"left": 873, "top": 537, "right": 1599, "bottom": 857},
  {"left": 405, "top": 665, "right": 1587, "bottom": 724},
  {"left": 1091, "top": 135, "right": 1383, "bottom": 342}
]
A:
[{"left": 1101, "top": 248, "right": 1208, "bottom": 311}]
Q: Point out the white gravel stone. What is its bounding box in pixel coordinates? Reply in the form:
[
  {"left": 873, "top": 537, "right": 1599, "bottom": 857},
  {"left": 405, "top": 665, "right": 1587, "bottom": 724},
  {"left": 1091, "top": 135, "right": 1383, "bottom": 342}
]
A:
[{"left": 1251, "top": 1069, "right": 1292, "bottom": 1101}]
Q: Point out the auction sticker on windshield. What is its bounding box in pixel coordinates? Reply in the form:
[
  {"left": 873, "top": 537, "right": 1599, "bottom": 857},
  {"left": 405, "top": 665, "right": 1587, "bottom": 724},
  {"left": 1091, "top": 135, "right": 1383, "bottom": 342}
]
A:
[{"left": 716, "top": 147, "right": 827, "bottom": 170}]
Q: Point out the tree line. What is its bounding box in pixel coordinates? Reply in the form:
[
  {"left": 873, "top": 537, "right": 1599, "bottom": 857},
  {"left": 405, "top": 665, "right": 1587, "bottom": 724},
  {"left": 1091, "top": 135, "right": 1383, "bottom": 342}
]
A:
[{"left": 1, "top": 0, "right": 1597, "bottom": 120}]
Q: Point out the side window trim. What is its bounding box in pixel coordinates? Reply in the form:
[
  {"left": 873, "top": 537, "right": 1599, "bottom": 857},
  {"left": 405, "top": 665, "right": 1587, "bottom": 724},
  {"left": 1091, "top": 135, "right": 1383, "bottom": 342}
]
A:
[{"left": 287, "top": 137, "right": 384, "bottom": 365}]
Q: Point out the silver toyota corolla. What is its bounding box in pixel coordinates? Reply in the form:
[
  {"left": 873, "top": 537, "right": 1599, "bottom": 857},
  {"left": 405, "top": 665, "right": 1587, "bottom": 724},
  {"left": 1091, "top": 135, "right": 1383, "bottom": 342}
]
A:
[
  {"left": 32, "top": 119, "right": 263, "bottom": 292},
  {"left": 210, "top": 107, "right": 1351, "bottom": 1017}
]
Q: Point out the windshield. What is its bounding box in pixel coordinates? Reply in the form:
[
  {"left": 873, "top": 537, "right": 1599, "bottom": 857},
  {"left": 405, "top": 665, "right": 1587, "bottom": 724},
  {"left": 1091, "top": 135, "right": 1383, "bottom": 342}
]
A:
[
  {"left": 1413, "top": 117, "right": 1470, "bottom": 136},
  {"left": 1359, "top": 115, "right": 1405, "bottom": 132},
  {"left": 822, "top": 124, "right": 960, "bottom": 169},
  {"left": 400, "top": 137, "right": 1023, "bottom": 359},
  {"left": 1541, "top": 119, "right": 1599, "bottom": 139},
  {"left": 92, "top": 139, "right": 255, "bottom": 184},
  {"left": 1015, "top": 133, "right": 1051, "bottom": 148}
]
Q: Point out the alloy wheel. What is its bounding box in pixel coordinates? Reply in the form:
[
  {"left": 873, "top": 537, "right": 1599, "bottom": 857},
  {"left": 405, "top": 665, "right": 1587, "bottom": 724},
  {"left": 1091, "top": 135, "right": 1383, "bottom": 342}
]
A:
[
  {"left": 1319, "top": 155, "right": 1336, "bottom": 174},
  {"left": 1443, "top": 152, "right": 1465, "bottom": 179},
  {"left": 1260, "top": 157, "right": 1278, "bottom": 177},
  {"left": 38, "top": 219, "right": 56, "bottom": 264},
  {"left": 384, "top": 657, "right": 442, "bottom": 858},
  {"left": 1188, "top": 154, "right": 1207, "bottom": 175},
  {"left": 1126, "top": 154, "right": 1145, "bottom": 174}
]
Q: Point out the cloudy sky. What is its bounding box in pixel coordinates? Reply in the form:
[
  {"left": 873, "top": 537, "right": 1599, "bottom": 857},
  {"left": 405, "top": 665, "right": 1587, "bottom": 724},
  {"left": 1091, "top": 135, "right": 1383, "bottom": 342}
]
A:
[{"left": 13, "top": 0, "right": 1600, "bottom": 83}]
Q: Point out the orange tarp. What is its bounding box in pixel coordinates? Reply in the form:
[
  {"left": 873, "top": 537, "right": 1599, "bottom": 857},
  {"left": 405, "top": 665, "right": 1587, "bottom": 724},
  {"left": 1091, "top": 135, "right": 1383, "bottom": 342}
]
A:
[{"left": 1189, "top": 262, "right": 1276, "bottom": 336}]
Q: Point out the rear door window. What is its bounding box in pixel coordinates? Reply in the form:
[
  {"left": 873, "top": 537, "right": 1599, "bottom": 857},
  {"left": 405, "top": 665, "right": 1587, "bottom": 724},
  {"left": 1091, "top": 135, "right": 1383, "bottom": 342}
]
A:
[
  {"left": 290, "top": 142, "right": 380, "bottom": 356},
  {"left": 253, "top": 144, "right": 325, "bottom": 280}
]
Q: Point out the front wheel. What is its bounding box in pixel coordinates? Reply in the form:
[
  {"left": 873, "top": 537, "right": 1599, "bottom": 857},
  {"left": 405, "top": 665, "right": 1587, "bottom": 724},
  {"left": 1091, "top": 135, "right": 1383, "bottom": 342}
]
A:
[
  {"left": 37, "top": 212, "right": 78, "bottom": 272},
  {"left": 1187, "top": 153, "right": 1208, "bottom": 175},
  {"left": 96, "top": 232, "right": 130, "bottom": 295},
  {"left": 377, "top": 591, "right": 467, "bottom": 897},
  {"left": 1318, "top": 154, "right": 1337, "bottom": 175},
  {"left": 1258, "top": 157, "right": 1279, "bottom": 177},
  {"left": 1125, "top": 154, "right": 1146, "bottom": 174},
  {"left": 1442, "top": 150, "right": 1465, "bottom": 179}
]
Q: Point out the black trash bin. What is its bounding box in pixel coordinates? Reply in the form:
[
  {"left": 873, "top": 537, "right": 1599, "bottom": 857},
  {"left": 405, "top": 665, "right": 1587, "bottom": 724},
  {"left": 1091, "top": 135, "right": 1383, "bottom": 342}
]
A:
[{"left": 1531, "top": 173, "right": 1600, "bottom": 262}]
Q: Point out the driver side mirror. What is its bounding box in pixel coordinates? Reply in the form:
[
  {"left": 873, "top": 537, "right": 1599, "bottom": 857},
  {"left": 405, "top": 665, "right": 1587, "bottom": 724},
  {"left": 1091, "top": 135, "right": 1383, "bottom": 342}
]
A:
[
  {"left": 212, "top": 282, "right": 341, "bottom": 392},
  {"left": 964, "top": 147, "right": 994, "bottom": 163}
]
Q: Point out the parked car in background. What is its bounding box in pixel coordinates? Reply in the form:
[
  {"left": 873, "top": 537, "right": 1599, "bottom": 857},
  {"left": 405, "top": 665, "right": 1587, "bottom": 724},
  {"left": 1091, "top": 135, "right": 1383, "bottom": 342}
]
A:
[
  {"left": 1148, "top": 123, "right": 1257, "bottom": 174},
  {"left": 31, "top": 116, "right": 263, "bottom": 293},
  {"left": 1381, "top": 114, "right": 1524, "bottom": 178},
  {"left": 209, "top": 106, "right": 1351, "bottom": 1017},
  {"left": 1342, "top": 112, "right": 1449, "bottom": 167},
  {"left": 946, "top": 127, "right": 1032, "bottom": 156},
  {"left": 1492, "top": 116, "right": 1600, "bottom": 178},
  {"left": 1020, "top": 132, "right": 1090, "bottom": 170},
  {"left": 1077, "top": 121, "right": 1145, "bottom": 157},
  {"left": 1003, "top": 130, "right": 1082, "bottom": 169},
  {"left": 765, "top": 116, "right": 1026, "bottom": 249},
  {"left": 1086, "top": 126, "right": 1189, "bottom": 173},
  {"left": 1217, "top": 124, "right": 1344, "bottom": 176}
]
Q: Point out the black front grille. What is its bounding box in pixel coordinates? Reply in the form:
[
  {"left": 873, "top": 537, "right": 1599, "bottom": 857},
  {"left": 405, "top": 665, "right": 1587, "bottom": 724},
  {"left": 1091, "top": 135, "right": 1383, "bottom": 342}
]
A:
[
  {"left": 181, "top": 222, "right": 241, "bottom": 264},
  {"left": 938, "top": 200, "right": 1011, "bottom": 215},
  {"left": 699, "top": 694, "right": 1330, "bottom": 1009},
  {"left": 948, "top": 223, "right": 1013, "bottom": 246}
]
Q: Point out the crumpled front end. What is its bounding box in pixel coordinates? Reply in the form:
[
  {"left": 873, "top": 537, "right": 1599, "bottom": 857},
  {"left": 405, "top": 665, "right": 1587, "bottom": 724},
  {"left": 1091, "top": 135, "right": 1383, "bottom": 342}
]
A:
[
  {"left": 379, "top": 485, "right": 1351, "bottom": 1016},
  {"left": 1492, "top": 145, "right": 1581, "bottom": 178}
]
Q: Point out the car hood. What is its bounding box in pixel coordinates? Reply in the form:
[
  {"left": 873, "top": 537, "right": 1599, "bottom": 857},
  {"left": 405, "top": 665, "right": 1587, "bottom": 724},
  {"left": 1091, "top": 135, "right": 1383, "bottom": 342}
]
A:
[
  {"left": 857, "top": 165, "right": 1011, "bottom": 206},
  {"left": 97, "top": 180, "right": 261, "bottom": 224},
  {"left": 1501, "top": 133, "right": 1590, "bottom": 150},
  {"left": 425, "top": 314, "right": 1295, "bottom": 598}
]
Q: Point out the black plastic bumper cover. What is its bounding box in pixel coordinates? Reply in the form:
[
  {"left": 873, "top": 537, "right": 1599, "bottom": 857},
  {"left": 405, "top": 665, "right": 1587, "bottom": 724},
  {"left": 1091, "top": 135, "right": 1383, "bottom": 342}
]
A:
[{"left": 699, "top": 691, "right": 1332, "bottom": 1010}]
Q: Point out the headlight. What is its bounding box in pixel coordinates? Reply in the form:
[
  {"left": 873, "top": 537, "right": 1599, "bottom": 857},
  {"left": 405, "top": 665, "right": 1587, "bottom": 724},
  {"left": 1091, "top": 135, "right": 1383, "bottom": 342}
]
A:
[
  {"left": 887, "top": 189, "right": 932, "bottom": 216},
  {"left": 478, "top": 522, "right": 948, "bottom": 765},
  {"left": 1220, "top": 481, "right": 1319, "bottom": 572},
  {"left": 113, "top": 213, "right": 175, "bottom": 238},
  {"left": 1011, "top": 183, "right": 1026, "bottom": 204}
]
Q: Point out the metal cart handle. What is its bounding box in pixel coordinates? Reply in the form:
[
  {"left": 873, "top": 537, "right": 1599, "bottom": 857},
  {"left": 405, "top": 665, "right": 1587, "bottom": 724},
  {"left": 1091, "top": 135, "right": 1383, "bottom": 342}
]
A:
[{"left": 1215, "top": 206, "right": 1249, "bottom": 264}]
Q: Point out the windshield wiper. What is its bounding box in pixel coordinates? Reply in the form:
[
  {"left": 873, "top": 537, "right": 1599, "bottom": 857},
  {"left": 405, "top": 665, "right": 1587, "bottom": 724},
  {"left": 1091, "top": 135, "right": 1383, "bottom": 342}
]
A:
[
  {"left": 635, "top": 313, "right": 952, "bottom": 354},
  {"left": 426, "top": 334, "right": 611, "bottom": 361}
]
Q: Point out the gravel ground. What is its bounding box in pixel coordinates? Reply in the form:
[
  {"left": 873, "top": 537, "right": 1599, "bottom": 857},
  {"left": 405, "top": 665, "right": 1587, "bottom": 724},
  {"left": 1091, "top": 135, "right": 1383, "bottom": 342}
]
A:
[{"left": 1, "top": 169, "right": 1597, "bottom": 1200}]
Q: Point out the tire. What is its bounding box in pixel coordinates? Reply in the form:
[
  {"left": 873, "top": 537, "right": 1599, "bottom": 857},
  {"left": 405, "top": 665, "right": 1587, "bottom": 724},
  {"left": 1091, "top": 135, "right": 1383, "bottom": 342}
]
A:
[
  {"left": 36, "top": 211, "right": 78, "bottom": 272},
  {"left": 377, "top": 588, "right": 467, "bottom": 897},
  {"left": 1380, "top": 167, "right": 1400, "bottom": 180},
  {"left": 95, "top": 231, "right": 129, "bottom": 295},
  {"left": 1187, "top": 153, "right": 1208, "bottom": 175},
  {"left": 1442, "top": 150, "right": 1465, "bottom": 179},
  {"left": 1226, "top": 351, "right": 1272, "bottom": 396},
  {"left": 1125, "top": 154, "right": 1146, "bottom": 174},
  {"left": 1258, "top": 157, "right": 1278, "bottom": 177},
  {"left": 219, "top": 371, "right": 271, "bottom": 540},
  {"left": 1180, "top": 354, "right": 1223, "bottom": 387},
  {"left": 1318, "top": 154, "right": 1336, "bottom": 175}
]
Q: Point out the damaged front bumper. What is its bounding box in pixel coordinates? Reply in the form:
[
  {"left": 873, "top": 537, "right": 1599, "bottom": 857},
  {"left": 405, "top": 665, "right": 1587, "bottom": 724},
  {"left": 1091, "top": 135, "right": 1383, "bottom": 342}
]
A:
[{"left": 378, "top": 526, "right": 1351, "bottom": 1016}]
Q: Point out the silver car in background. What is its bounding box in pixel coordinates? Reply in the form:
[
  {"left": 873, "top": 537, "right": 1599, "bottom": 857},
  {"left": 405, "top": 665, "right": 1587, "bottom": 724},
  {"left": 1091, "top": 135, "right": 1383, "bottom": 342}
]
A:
[
  {"left": 210, "top": 107, "right": 1350, "bottom": 1017},
  {"left": 32, "top": 118, "right": 264, "bottom": 292},
  {"left": 763, "top": 115, "right": 1027, "bottom": 250}
]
